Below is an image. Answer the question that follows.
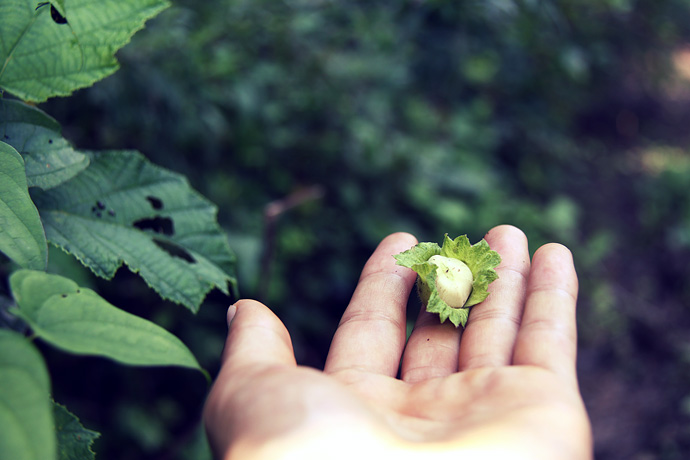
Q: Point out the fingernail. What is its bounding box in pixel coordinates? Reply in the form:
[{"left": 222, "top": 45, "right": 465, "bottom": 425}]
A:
[{"left": 226, "top": 304, "right": 238, "bottom": 327}]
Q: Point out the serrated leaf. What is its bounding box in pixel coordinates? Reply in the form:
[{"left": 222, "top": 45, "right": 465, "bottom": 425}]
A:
[
  {"left": 395, "top": 234, "right": 501, "bottom": 328},
  {"left": 54, "top": 402, "right": 100, "bottom": 460},
  {"left": 0, "top": 140, "right": 47, "bottom": 269},
  {"left": 0, "top": 329, "right": 56, "bottom": 460},
  {"left": 393, "top": 241, "right": 441, "bottom": 268},
  {"left": 0, "top": 99, "right": 89, "bottom": 189},
  {"left": 31, "top": 150, "right": 238, "bottom": 311},
  {"left": 0, "top": 0, "right": 170, "bottom": 102},
  {"left": 10, "top": 269, "right": 205, "bottom": 371}
]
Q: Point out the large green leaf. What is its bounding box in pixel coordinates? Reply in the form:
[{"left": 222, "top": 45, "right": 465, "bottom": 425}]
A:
[
  {"left": 0, "top": 140, "right": 47, "bottom": 269},
  {"left": 0, "top": 0, "right": 170, "bottom": 102},
  {"left": 0, "top": 99, "right": 89, "bottom": 189},
  {"left": 54, "top": 403, "right": 100, "bottom": 460},
  {"left": 0, "top": 329, "right": 55, "bottom": 460},
  {"left": 31, "top": 150, "right": 237, "bottom": 311},
  {"left": 10, "top": 269, "right": 205, "bottom": 371}
]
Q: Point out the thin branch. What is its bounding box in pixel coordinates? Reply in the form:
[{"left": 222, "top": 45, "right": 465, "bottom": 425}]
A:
[{"left": 258, "top": 185, "right": 325, "bottom": 302}]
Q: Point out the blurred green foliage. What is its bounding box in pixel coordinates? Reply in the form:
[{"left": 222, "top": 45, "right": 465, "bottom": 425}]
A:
[{"left": 34, "top": 0, "right": 690, "bottom": 458}]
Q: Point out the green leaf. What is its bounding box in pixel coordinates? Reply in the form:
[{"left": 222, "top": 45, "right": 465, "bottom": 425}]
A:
[
  {"left": 395, "top": 234, "right": 501, "bottom": 328},
  {"left": 54, "top": 402, "right": 100, "bottom": 460},
  {"left": 0, "top": 329, "right": 56, "bottom": 460},
  {"left": 0, "top": 99, "right": 89, "bottom": 189},
  {"left": 31, "top": 150, "right": 237, "bottom": 311},
  {"left": 0, "top": 140, "right": 47, "bottom": 269},
  {"left": 391, "top": 241, "right": 441, "bottom": 268},
  {"left": 10, "top": 269, "right": 205, "bottom": 371},
  {"left": 0, "top": 0, "right": 171, "bottom": 102},
  {"left": 9, "top": 266, "right": 79, "bottom": 318}
]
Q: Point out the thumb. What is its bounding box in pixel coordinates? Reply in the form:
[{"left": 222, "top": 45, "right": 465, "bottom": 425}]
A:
[
  {"left": 220, "top": 299, "right": 296, "bottom": 370},
  {"left": 204, "top": 300, "right": 296, "bottom": 457}
]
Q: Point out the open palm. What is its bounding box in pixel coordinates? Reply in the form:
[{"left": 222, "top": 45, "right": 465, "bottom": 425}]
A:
[{"left": 204, "top": 226, "right": 593, "bottom": 460}]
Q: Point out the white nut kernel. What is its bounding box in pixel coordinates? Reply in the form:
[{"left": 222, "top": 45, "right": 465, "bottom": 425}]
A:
[{"left": 428, "top": 255, "right": 473, "bottom": 308}]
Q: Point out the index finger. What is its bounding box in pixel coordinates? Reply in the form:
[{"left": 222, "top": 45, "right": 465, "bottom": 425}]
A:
[
  {"left": 324, "top": 232, "right": 418, "bottom": 377},
  {"left": 511, "top": 243, "right": 579, "bottom": 386}
]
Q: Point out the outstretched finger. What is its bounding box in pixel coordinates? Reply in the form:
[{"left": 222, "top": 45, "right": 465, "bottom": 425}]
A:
[
  {"left": 204, "top": 299, "right": 297, "bottom": 456},
  {"left": 512, "top": 243, "right": 579, "bottom": 386},
  {"left": 324, "top": 233, "right": 418, "bottom": 377},
  {"left": 458, "top": 225, "right": 531, "bottom": 370}
]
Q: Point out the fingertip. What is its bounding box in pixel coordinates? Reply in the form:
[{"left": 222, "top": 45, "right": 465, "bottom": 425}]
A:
[
  {"left": 483, "top": 225, "right": 530, "bottom": 274},
  {"left": 232, "top": 298, "right": 280, "bottom": 320},
  {"left": 229, "top": 299, "right": 290, "bottom": 340},
  {"left": 486, "top": 224, "right": 527, "bottom": 243},
  {"left": 484, "top": 226, "right": 529, "bottom": 266},
  {"left": 359, "top": 232, "right": 420, "bottom": 281},
  {"left": 530, "top": 243, "right": 579, "bottom": 295},
  {"left": 533, "top": 242, "right": 573, "bottom": 261},
  {"left": 384, "top": 231, "right": 419, "bottom": 249}
]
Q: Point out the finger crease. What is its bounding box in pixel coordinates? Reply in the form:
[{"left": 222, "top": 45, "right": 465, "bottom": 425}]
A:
[
  {"left": 339, "top": 310, "right": 405, "bottom": 331},
  {"left": 496, "top": 265, "right": 529, "bottom": 283},
  {"left": 469, "top": 311, "right": 522, "bottom": 328},
  {"left": 527, "top": 285, "right": 577, "bottom": 304}
]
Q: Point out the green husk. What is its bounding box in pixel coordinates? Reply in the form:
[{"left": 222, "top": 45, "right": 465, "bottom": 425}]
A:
[{"left": 394, "top": 234, "right": 501, "bottom": 327}]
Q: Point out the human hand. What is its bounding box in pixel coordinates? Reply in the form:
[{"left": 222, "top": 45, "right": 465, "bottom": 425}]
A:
[{"left": 203, "top": 225, "right": 593, "bottom": 460}]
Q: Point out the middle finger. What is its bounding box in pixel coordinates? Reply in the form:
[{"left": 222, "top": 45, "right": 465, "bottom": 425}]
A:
[{"left": 458, "top": 225, "right": 531, "bottom": 370}]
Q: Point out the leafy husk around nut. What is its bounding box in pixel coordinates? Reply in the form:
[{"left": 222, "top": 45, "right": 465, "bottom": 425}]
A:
[{"left": 394, "top": 234, "right": 501, "bottom": 327}]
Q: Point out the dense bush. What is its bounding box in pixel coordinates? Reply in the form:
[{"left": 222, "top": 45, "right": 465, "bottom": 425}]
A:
[{"left": 4, "top": 0, "right": 690, "bottom": 458}]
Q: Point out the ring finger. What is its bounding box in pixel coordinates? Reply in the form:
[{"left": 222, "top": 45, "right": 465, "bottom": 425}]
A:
[{"left": 400, "top": 303, "right": 462, "bottom": 383}]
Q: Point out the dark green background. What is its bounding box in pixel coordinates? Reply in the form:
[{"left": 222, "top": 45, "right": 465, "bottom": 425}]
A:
[{"left": 24, "top": 0, "right": 690, "bottom": 458}]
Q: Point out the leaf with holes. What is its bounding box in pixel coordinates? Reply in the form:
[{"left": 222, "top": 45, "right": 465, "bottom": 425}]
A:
[
  {"left": 0, "top": 329, "right": 55, "bottom": 460},
  {"left": 0, "top": 140, "right": 47, "bottom": 270},
  {"left": 0, "top": 99, "right": 89, "bottom": 189},
  {"left": 0, "top": 0, "right": 170, "bottom": 102},
  {"left": 31, "top": 150, "right": 237, "bottom": 312}
]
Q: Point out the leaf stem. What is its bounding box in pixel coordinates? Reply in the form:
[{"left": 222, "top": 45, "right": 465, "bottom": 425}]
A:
[{"left": 258, "top": 185, "right": 324, "bottom": 302}]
